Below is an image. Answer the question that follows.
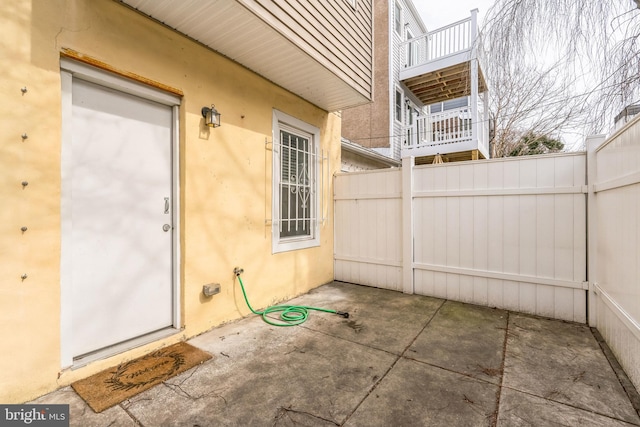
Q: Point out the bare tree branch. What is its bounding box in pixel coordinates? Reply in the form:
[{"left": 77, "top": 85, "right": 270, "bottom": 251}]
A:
[{"left": 480, "top": 0, "right": 640, "bottom": 156}]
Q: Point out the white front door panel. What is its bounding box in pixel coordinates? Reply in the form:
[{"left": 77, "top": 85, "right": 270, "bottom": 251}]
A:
[{"left": 69, "top": 78, "right": 174, "bottom": 357}]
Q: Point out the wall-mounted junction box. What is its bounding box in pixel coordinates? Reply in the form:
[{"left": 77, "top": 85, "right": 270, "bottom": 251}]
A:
[{"left": 203, "top": 283, "right": 221, "bottom": 297}]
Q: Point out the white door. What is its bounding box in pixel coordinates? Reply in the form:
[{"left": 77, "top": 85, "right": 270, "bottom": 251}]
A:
[{"left": 68, "top": 78, "right": 175, "bottom": 357}]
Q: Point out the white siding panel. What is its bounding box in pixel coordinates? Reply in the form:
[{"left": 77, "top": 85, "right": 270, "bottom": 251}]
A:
[
  {"left": 537, "top": 194, "right": 555, "bottom": 279},
  {"left": 519, "top": 282, "right": 537, "bottom": 315},
  {"left": 554, "top": 287, "right": 574, "bottom": 320},
  {"left": 433, "top": 198, "right": 447, "bottom": 266},
  {"left": 519, "top": 195, "right": 537, "bottom": 277},
  {"left": 554, "top": 195, "right": 573, "bottom": 281},
  {"left": 536, "top": 284, "right": 555, "bottom": 318},
  {"left": 473, "top": 197, "right": 488, "bottom": 271},
  {"left": 459, "top": 197, "right": 474, "bottom": 269},
  {"left": 592, "top": 117, "right": 640, "bottom": 392},
  {"left": 459, "top": 275, "right": 474, "bottom": 303},
  {"left": 434, "top": 272, "right": 448, "bottom": 299},
  {"left": 334, "top": 170, "right": 402, "bottom": 291},
  {"left": 488, "top": 279, "right": 503, "bottom": 308},
  {"left": 123, "top": 0, "right": 372, "bottom": 110},
  {"left": 473, "top": 277, "right": 488, "bottom": 306},
  {"left": 503, "top": 196, "right": 520, "bottom": 275},
  {"left": 594, "top": 117, "right": 640, "bottom": 327},
  {"left": 487, "top": 197, "right": 504, "bottom": 272},
  {"left": 597, "top": 294, "right": 640, "bottom": 390},
  {"left": 503, "top": 280, "right": 519, "bottom": 311},
  {"left": 447, "top": 273, "right": 460, "bottom": 301},
  {"left": 574, "top": 194, "right": 587, "bottom": 283}
]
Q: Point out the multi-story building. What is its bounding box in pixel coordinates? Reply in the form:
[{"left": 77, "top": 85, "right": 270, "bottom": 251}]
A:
[
  {"left": 0, "top": 0, "right": 373, "bottom": 403},
  {"left": 342, "top": 1, "right": 490, "bottom": 166}
]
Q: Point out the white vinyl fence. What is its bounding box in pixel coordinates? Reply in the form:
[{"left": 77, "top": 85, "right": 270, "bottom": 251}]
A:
[
  {"left": 588, "top": 117, "right": 640, "bottom": 392},
  {"left": 334, "top": 169, "right": 403, "bottom": 291},
  {"left": 412, "top": 154, "right": 587, "bottom": 323},
  {"left": 334, "top": 115, "right": 640, "bottom": 392},
  {"left": 335, "top": 152, "right": 588, "bottom": 323}
]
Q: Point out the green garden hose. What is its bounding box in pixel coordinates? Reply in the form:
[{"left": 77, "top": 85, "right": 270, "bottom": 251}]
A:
[{"left": 235, "top": 270, "right": 349, "bottom": 327}]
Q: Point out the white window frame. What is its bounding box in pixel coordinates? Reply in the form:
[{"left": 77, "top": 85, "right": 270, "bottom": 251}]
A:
[
  {"left": 394, "top": 1, "right": 402, "bottom": 36},
  {"left": 272, "top": 110, "right": 320, "bottom": 253},
  {"left": 394, "top": 87, "right": 403, "bottom": 123}
]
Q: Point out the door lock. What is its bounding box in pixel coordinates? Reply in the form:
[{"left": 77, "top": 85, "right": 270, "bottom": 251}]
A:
[{"left": 162, "top": 224, "right": 171, "bottom": 232}]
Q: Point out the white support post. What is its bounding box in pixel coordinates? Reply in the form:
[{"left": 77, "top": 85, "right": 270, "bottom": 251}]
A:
[
  {"left": 470, "top": 59, "right": 479, "bottom": 153},
  {"left": 470, "top": 9, "right": 480, "bottom": 155},
  {"left": 586, "top": 134, "right": 606, "bottom": 326},
  {"left": 470, "top": 9, "right": 479, "bottom": 47},
  {"left": 402, "top": 156, "right": 415, "bottom": 294},
  {"left": 483, "top": 90, "right": 489, "bottom": 157}
]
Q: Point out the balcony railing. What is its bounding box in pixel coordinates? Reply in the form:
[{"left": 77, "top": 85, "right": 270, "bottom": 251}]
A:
[
  {"left": 403, "top": 105, "right": 489, "bottom": 158},
  {"left": 401, "top": 13, "right": 476, "bottom": 70}
]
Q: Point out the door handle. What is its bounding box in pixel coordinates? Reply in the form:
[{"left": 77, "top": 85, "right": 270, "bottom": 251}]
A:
[
  {"left": 163, "top": 224, "right": 171, "bottom": 232},
  {"left": 164, "top": 197, "right": 170, "bottom": 214}
]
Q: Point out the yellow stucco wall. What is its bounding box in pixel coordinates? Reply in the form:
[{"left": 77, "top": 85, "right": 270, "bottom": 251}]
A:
[{"left": 0, "top": 0, "right": 339, "bottom": 403}]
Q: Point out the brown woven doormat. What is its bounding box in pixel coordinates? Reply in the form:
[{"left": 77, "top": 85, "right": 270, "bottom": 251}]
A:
[{"left": 71, "top": 342, "right": 212, "bottom": 413}]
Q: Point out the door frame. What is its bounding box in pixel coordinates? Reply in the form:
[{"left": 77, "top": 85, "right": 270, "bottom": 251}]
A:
[{"left": 59, "top": 58, "right": 182, "bottom": 368}]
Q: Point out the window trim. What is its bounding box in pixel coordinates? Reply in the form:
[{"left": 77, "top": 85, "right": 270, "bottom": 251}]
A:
[
  {"left": 394, "top": 1, "right": 402, "bottom": 36},
  {"left": 272, "top": 110, "right": 320, "bottom": 254},
  {"left": 394, "top": 88, "right": 403, "bottom": 123}
]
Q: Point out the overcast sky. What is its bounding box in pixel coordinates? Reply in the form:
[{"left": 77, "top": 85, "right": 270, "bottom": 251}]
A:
[{"left": 413, "top": 0, "right": 495, "bottom": 31}]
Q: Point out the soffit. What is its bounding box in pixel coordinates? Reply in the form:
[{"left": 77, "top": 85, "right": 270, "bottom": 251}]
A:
[{"left": 120, "top": 0, "right": 369, "bottom": 111}]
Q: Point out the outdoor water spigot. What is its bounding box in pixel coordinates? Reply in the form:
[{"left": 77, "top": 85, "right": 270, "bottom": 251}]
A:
[{"left": 234, "top": 267, "right": 244, "bottom": 276}]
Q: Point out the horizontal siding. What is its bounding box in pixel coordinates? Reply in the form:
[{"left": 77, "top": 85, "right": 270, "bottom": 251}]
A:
[
  {"left": 121, "top": 0, "right": 372, "bottom": 110},
  {"left": 242, "top": 0, "right": 373, "bottom": 99}
]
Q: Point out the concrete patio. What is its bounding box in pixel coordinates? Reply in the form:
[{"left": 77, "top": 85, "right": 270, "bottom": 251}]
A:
[{"left": 33, "top": 282, "right": 640, "bottom": 426}]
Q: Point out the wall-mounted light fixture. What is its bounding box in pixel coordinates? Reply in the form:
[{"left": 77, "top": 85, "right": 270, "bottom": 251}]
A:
[{"left": 201, "top": 104, "right": 221, "bottom": 128}]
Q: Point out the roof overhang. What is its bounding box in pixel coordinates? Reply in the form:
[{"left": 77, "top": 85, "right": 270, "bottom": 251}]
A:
[
  {"left": 119, "top": 0, "right": 370, "bottom": 111},
  {"left": 341, "top": 138, "right": 401, "bottom": 167}
]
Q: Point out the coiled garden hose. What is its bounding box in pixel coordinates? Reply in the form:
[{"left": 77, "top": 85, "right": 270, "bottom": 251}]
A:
[{"left": 235, "top": 269, "right": 349, "bottom": 327}]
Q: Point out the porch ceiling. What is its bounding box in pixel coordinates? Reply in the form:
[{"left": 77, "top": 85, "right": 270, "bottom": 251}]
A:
[
  {"left": 402, "top": 62, "right": 488, "bottom": 106},
  {"left": 118, "top": 0, "right": 369, "bottom": 111}
]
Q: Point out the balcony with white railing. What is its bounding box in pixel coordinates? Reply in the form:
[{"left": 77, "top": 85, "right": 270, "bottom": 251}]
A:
[
  {"left": 399, "top": 9, "right": 487, "bottom": 107},
  {"left": 402, "top": 103, "right": 490, "bottom": 161},
  {"left": 400, "top": 9, "right": 490, "bottom": 161}
]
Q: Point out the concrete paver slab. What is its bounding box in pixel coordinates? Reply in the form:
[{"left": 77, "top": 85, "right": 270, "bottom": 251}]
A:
[
  {"left": 26, "top": 282, "right": 640, "bottom": 426},
  {"left": 408, "top": 301, "right": 507, "bottom": 385},
  {"left": 286, "top": 282, "right": 445, "bottom": 354},
  {"left": 30, "top": 386, "right": 137, "bottom": 427},
  {"left": 497, "top": 387, "right": 639, "bottom": 426},
  {"left": 345, "top": 358, "right": 499, "bottom": 426},
  {"left": 503, "top": 313, "right": 640, "bottom": 425},
  {"left": 125, "top": 320, "right": 396, "bottom": 426}
]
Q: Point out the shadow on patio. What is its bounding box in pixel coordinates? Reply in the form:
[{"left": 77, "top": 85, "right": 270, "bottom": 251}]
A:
[{"left": 34, "top": 282, "right": 640, "bottom": 426}]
